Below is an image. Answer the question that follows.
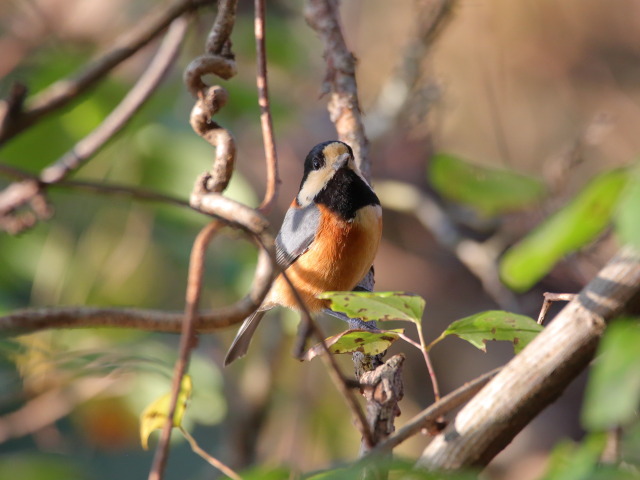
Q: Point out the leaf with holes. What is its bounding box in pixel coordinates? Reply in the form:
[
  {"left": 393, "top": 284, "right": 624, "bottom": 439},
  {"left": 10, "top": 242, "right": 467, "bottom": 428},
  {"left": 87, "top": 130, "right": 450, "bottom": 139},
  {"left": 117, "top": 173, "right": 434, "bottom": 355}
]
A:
[
  {"left": 139, "top": 375, "right": 192, "bottom": 450},
  {"left": 303, "top": 329, "right": 404, "bottom": 361},
  {"left": 318, "top": 291, "right": 425, "bottom": 325},
  {"left": 435, "top": 311, "right": 542, "bottom": 354}
]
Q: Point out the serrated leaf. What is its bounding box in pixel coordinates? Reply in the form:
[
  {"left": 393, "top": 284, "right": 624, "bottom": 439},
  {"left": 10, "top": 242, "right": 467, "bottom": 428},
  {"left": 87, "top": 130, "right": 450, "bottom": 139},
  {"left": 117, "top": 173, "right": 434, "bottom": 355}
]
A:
[
  {"left": 615, "top": 168, "right": 640, "bottom": 249},
  {"left": 582, "top": 318, "right": 640, "bottom": 431},
  {"left": 439, "top": 311, "right": 542, "bottom": 354},
  {"left": 429, "top": 153, "right": 546, "bottom": 217},
  {"left": 500, "top": 169, "right": 629, "bottom": 292},
  {"left": 303, "top": 329, "right": 403, "bottom": 361},
  {"left": 318, "top": 291, "right": 425, "bottom": 325},
  {"left": 139, "top": 374, "right": 192, "bottom": 450}
]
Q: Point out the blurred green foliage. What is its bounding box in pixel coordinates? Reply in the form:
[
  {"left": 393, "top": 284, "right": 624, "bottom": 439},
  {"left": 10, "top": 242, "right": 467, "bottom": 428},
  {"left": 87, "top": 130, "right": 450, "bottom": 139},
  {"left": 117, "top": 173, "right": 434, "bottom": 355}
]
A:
[
  {"left": 0, "top": 5, "right": 309, "bottom": 479},
  {"left": 500, "top": 168, "right": 629, "bottom": 292},
  {"left": 429, "top": 153, "right": 546, "bottom": 218},
  {"left": 428, "top": 154, "right": 639, "bottom": 293}
]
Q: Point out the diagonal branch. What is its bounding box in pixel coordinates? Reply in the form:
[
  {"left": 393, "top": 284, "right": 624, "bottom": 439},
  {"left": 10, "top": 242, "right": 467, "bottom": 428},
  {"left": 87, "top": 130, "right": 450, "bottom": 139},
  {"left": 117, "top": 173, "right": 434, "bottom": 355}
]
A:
[
  {"left": 417, "top": 246, "right": 640, "bottom": 470},
  {"left": 0, "top": 14, "right": 191, "bottom": 234}
]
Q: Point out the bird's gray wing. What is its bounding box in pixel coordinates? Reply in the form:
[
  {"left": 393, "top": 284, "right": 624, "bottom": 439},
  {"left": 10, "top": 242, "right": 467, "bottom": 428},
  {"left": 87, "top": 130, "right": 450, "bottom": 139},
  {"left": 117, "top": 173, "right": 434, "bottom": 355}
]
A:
[
  {"left": 225, "top": 204, "right": 320, "bottom": 366},
  {"left": 274, "top": 203, "right": 321, "bottom": 270}
]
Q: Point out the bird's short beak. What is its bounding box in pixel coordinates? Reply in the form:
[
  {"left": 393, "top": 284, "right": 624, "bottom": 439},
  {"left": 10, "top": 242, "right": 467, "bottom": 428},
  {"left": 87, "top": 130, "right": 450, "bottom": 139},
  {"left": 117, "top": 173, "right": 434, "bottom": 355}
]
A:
[{"left": 333, "top": 152, "right": 351, "bottom": 170}]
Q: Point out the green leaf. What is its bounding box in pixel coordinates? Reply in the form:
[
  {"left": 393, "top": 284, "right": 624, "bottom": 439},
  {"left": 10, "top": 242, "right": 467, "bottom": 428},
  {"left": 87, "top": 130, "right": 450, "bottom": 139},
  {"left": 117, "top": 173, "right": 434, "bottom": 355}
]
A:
[
  {"left": 429, "top": 153, "right": 546, "bottom": 216},
  {"left": 582, "top": 318, "right": 640, "bottom": 431},
  {"left": 615, "top": 167, "right": 640, "bottom": 249},
  {"left": 541, "top": 433, "right": 607, "bottom": 480},
  {"left": 318, "top": 291, "right": 425, "bottom": 325},
  {"left": 0, "top": 454, "right": 87, "bottom": 480},
  {"left": 139, "top": 374, "right": 192, "bottom": 450},
  {"left": 437, "top": 311, "right": 542, "bottom": 354},
  {"left": 303, "top": 329, "right": 403, "bottom": 361},
  {"left": 500, "top": 169, "right": 629, "bottom": 292}
]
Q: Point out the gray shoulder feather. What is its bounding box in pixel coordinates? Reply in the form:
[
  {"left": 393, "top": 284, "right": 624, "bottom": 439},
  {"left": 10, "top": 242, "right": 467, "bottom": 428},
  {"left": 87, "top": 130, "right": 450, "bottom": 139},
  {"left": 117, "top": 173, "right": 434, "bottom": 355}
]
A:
[{"left": 274, "top": 203, "right": 320, "bottom": 269}]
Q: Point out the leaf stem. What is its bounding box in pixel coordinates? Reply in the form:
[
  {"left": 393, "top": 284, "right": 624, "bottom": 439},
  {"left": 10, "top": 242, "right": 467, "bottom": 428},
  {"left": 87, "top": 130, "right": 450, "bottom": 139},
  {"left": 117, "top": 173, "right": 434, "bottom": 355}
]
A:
[
  {"left": 415, "top": 323, "right": 441, "bottom": 402},
  {"left": 180, "top": 427, "right": 242, "bottom": 480}
]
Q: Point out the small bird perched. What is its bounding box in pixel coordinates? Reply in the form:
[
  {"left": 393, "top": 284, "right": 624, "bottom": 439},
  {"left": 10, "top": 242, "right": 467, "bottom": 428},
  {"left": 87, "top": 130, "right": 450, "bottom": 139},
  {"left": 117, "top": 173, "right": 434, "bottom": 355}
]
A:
[{"left": 224, "top": 140, "right": 382, "bottom": 365}]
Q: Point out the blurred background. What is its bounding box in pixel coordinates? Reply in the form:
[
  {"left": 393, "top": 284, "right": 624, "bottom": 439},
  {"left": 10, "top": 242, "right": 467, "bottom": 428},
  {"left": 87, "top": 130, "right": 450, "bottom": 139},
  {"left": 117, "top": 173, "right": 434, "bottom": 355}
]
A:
[{"left": 1, "top": 0, "right": 639, "bottom": 478}]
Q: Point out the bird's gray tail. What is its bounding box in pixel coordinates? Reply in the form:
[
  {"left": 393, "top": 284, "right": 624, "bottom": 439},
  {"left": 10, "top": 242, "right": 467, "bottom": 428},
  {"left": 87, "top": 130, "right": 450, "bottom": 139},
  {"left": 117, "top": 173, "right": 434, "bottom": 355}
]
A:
[{"left": 224, "top": 310, "right": 267, "bottom": 366}]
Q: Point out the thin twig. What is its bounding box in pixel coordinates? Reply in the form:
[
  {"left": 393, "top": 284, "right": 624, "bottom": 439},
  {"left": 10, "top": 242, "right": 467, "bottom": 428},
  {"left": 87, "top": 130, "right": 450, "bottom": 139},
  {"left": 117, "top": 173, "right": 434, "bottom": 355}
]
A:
[
  {"left": 414, "top": 323, "right": 441, "bottom": 402},
  {"left": 375, "top": 180, "right": 519, "bottom": 311},
  {"left": 40, "top": 17, "right": 190, "bottom": 184},
  {"left": 0, "top": 0, "right": 211, "bottom": 146},
  {"left": 537, "top": 292, "right": 577, "bottom": 325},
  {"left": 149, "top": 221, "right": 222, "bottom": 480},
  {"left": 392, "top": 331, "right": 440, "bottom": 402},
  {"left": 365, "top": 0, "right": 456, "bottom": 139},
  {"left": 254, "top": 0, "right": 280, "bottom": 214},
  {"left": 180, "top": 427, "right": 242, "bottom": 480},
  {"left": 0, "top": 15, "right": 190, "bottom": 234},
  {"left": 275, "top": 267, "right": 375, "bottom": 449}
]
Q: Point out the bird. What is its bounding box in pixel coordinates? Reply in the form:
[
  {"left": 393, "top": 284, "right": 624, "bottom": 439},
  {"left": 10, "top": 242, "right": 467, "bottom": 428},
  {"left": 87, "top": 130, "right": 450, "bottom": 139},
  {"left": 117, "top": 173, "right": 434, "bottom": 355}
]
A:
[{"left": 224, "top": 140, "right": 382, "bottom": 365}]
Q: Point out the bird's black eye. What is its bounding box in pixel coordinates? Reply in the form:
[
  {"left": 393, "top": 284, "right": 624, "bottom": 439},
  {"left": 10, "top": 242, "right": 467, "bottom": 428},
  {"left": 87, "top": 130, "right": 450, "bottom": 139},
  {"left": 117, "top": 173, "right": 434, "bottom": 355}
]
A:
[{"left": 312, "top": 157, "right": 323, "bottom": 170}]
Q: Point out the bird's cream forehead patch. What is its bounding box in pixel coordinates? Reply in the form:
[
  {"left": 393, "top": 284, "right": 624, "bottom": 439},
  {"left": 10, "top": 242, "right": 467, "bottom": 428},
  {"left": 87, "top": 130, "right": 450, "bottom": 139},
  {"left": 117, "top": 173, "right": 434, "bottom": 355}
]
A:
[{"left": 323, "top": 142, "right": 349, "bottom": 163}]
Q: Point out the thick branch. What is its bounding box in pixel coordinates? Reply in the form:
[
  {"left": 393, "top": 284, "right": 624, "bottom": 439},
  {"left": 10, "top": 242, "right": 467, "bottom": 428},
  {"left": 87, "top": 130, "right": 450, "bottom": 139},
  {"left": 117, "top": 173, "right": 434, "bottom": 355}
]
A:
[{"left": 417, "top": 246, "right": 640, "bottom": 470}]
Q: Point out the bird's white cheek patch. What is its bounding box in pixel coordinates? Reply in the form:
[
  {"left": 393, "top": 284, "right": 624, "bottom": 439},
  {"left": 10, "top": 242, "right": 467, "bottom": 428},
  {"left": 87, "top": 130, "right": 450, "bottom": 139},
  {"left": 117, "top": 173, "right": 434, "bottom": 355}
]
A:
[{"left": 297, "top": 169, "right": 334, "bottom": 206}]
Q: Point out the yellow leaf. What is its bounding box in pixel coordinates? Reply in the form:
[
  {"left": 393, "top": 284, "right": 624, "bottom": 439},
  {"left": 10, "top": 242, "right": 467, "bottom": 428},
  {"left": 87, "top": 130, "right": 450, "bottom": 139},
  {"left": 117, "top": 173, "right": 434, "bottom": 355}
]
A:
[{"left": 139, "top": 375, "right": 192, "bottom": 450}]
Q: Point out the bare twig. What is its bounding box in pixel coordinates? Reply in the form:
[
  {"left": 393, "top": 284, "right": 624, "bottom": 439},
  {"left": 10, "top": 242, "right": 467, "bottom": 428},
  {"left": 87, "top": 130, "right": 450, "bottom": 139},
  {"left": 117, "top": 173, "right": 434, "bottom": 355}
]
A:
[
  {"left": 40, "top": 17, "right": 190, "bottom": 184},
  {"left": 254, "top": 0, "right": 280, "bottom": 213},
  {"left": 0, "top": 305, "right": 271, "bottom": 334},
  {"left": 417, "top": 246, "right": 640, "bottom": 470},
  {"left": 375, "top": 180, "right": 519, "bottom": 311},
  {"left": 149, "top": 221, "right": 222, "bottom": 480},
  {"left": 366, "top": 0, "right": 456, "bottom": 138},
  {"left": 184, "top": 0, "right": 238, "bottom": 97},
  {"left": 276, "top": 270, "right": 376, "bottom": 449},
  {"left": 537, "top": 292, "right": 577, "bottom": 325},
  {"left": 0, "top": 0, "right": 211, "bottom": 146},
  {"left": 304, "top": 0, "right": 370, "bottom": 179}
]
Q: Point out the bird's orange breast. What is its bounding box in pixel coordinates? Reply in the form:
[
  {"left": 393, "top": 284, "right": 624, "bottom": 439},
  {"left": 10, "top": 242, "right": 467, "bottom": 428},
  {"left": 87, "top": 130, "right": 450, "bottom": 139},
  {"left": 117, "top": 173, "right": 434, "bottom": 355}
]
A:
[{"left": 266, "top": 204, "right": 382, "bottom": 312}]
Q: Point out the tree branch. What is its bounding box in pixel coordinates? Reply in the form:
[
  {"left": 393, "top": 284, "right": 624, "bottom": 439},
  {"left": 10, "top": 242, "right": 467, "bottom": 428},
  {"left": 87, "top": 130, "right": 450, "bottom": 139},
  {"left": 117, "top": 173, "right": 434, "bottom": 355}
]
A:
[
  {"left": 304, "top": 0, "right": 370, "bottom": 179},
  {"left": 417, "top": 246, "right": 640, "bottom": 470},
  {"left": 0, "top": 0, "right": 211, "bottom": 147},
  {"left": 254, "top": 0, "right": 280, "bottom": 213},
  {"left": 0, "top": 14, "right": 190, "bottom": 233}
]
